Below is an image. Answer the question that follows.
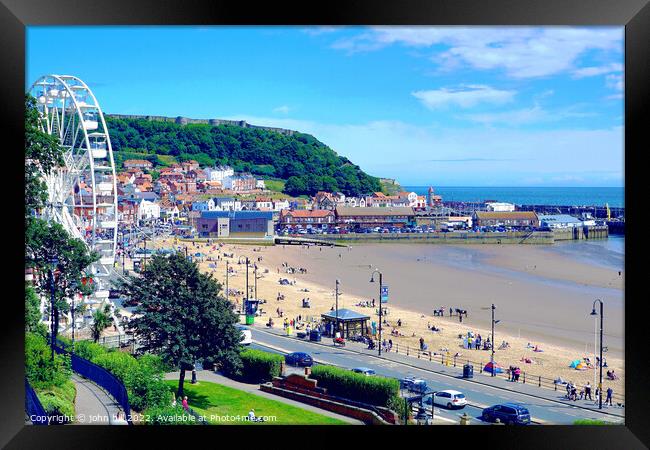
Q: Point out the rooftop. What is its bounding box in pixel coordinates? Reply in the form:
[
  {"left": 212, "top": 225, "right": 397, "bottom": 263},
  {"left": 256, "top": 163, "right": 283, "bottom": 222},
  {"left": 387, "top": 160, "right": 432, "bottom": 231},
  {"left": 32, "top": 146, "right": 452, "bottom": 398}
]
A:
[
  {"left": 336, "top": 206, "right": 415, "bottom": 217},
  {"left": 200, "top": 210, "right": 273, "bottom": 220},
  {"left": 474, "top": 211, "right": 538, "bottom": 219},
  {"left": 321, "top": 308, "right": 370, "bottom": 321}
]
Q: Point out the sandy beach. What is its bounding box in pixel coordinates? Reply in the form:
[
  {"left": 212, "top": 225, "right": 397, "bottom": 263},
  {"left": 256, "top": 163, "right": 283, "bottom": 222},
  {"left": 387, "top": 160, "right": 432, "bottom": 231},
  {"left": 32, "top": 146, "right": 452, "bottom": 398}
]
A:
[{"left": 147, "top": 237, "right": 625, "bottom": 397}]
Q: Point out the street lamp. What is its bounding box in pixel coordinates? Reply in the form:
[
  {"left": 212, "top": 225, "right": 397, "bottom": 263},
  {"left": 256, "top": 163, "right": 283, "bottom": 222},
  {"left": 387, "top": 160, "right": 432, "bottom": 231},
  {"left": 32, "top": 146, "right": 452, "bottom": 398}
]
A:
[
  {"left": 238, "top": 256, "right": 250, "bottom": 315},
  {"left": 49, "top": 256, "right": 59, "bottom": 361},
  {"left": 482, "top": 304, "right": 499, "bottom": 376},
  {"left": 225, "top": 260, "right": 230, "bottom": 304},
  {"left": 369, "top": 268, "right": 383, "bottom": 356},
  {"left": 70, "top": 280, "right": 78, "bottom": 354},
  {"left": 335, "top": 279, "right": 340, "bottom": 340},
  {"left": 590, "top": 299, "right": 604, "bottom": 410}
]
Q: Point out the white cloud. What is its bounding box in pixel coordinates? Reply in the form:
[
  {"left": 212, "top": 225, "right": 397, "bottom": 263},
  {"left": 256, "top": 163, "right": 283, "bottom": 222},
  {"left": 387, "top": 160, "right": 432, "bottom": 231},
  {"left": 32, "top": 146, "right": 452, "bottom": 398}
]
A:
[
  {"left": 572, "top": 63, "right": 623, "bottom": 78},
  {"left": 461, "top": 105, "right": 596, "bottom": 126},
  {"left": 332, "top": 26, "right": 623, "bottom": 78},
  {"left": 272, "top": 105, "right": 291, "bottom": 114},
  {"left": 412, "top": 85, "right": 516, "bottom": 109},
  {"left": 606, "top": 73, "right": 624, "bottom": 91},
  {"left": 302, "top": 26, "right": 343, "bottom": 36}
]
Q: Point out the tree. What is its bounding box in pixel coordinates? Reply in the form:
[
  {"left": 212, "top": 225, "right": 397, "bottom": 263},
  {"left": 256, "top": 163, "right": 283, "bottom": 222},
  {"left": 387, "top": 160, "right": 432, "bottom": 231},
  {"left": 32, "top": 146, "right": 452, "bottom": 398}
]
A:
[
  {"left": 25, "top": 95, "right": 65, "bottom": 215},
  {"left": 25, "top": 219, "right": 99, "bottom": 343},
  {"left": 120, "top": 253, "right": 243, "bottom": 397},
  {"left": 25, "top": 283, "right": 46, "bottom": 335},
  {"left": 91, "top": 304, "right": 114, "bottom": 343}
]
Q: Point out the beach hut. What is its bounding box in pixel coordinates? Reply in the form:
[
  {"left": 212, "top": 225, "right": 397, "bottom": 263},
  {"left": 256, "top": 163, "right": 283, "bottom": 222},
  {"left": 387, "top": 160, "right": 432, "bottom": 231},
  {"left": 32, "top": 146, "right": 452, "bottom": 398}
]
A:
[{"left": 483, "top": 361, "right": 503, "bottom": 374}]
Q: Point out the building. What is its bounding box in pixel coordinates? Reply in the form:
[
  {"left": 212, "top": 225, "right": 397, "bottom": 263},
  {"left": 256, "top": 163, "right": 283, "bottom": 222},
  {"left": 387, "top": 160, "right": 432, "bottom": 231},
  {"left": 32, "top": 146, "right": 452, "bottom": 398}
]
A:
[
  {"left": 255, "top": 197, "right": 273, "bottom": 210},
  {"left": 137, "top": 199, "right": 160, "bottom": 221},
  {"left": 181, "top": 160, "right": 200, "bottom": 172},
  {"left": 273, "top": 199, "right": 290, "bottom": 211},
  {"left": 472, "top": 211, "right": 539, "bottom": 228},
  {"left": 486, "top": 202, "right": 516, "bottom": 212},
  {"left": 123, "top": 159, "right": 153, "bottom": 170},
  {"left": 313, "top": 191, "right": 337, "bottom": 210},
  {"left": 335, "top": 206, "right": 415, "bottom": 228},
  {"left": 397, "top": 191, "right": 419, "bottom": 207},
  {"left": 279, "top": 209, "right": 336, "bottom": 228},
  {"left": 192, "top": 199, "right": 216, "bottom": 212},
  {"left": 321, "top": 309, "right": 370, "bottom": 339},
  {"left": 538, "top": 214, "right": 587, "bottom": 229},
  {"left": 196, "top": 210, "right": 274, "bottom": 238},
  {"left": 256, "top": 179, "right": 266, "bottom": 189},
  {"left": 206, "top": 165, "right": 234, "bottom": 182},
  {"left": 223, "top": 174, "right": 257, "bottom": 192}
]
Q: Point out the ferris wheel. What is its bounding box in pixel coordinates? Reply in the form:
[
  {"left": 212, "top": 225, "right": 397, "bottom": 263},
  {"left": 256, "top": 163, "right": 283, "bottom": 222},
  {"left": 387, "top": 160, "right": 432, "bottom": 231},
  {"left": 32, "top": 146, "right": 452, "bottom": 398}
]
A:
[{"left": 28, "top": 75, "right": 118, "bottom": 276}]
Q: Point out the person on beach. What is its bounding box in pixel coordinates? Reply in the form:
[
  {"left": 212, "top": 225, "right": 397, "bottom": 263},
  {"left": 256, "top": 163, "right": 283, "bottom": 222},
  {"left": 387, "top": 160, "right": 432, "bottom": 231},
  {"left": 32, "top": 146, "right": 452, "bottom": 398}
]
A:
[
  {"left": 459, "top": 314, "right": 463, "bottom": 323},
  {"left": 397, "top": 318, "right": 402, "bottom": 327},
  {"left": 584, "top": 382, "right": 592, "bottom": 400},
  {"left": 606, "top": 387, "right": 613, "bottom": 406}
]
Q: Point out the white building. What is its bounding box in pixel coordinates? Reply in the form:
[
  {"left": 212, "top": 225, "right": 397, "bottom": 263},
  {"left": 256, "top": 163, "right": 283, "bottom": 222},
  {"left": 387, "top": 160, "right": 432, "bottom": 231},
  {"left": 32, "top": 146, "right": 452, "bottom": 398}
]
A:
[
  {"left": 538, "top": 214, "right": 592, "bottom": 229},
  {"left": 213, "top": 197, "right": 241, "bottom": 211},
  {"left": 137, "top": 199, "right": 161, "bottom": 221},
  {"left": 486, "top": 202, "right": 516, "bottom": 212},
  {"left": 256, "top": 179, "right": 266, "bottom": 189},
  {"left": 273, "top": 199, "right": 290, "bottom": 211},
  {"left": 207, "top": 165, "right": 234, "bottom": 182}
]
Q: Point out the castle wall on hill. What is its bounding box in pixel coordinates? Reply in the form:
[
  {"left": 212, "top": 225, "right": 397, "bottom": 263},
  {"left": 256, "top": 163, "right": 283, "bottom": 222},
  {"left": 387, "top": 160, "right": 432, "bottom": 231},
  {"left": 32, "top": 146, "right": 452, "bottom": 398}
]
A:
[{"left": 107, "top": 114, "right": 296, "bottom": 136}]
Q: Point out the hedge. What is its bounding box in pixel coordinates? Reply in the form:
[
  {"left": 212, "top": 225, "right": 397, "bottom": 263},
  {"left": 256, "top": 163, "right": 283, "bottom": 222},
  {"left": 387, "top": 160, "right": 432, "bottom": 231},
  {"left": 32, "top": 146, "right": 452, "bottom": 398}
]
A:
[
  {"left": 74, "top": 340, "right": 107, "bottom": 361},
  {"left": 25, "top": 332, "right": 71, "bottom": 389},
  {"left": 310, "top": 365, "right": 400, "bottom": 407},
  {"left": 229, "top": 349, "right": 283, "bottom": 383}
]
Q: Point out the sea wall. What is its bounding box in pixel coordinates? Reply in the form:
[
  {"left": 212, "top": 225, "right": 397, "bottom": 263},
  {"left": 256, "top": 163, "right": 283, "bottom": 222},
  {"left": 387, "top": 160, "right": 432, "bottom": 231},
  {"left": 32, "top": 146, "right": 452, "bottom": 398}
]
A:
[
  {"left": 318, "top": 231, "right": 555, "bottom": 245},
  {"left": 552, "top": 225, "right": 609, "bottom": 241}
]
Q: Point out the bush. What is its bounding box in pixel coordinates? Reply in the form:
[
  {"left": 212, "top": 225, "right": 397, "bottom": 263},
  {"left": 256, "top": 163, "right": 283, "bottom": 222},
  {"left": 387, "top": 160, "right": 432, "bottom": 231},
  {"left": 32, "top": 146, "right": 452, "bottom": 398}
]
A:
[
  {"left": 123, "top": 363, "right": 170, "bottom": 412},
  {"left": 74, "top": 340, "right": 107, "bottom": 361},
  {"left": 142, "top": 404, "right": 199, "bottom": 425},
  {"left": 38, "top": 379, "right": 77, "bottom": 423},
  {"left": 310, "top": 365, "right": 400, "bottom": 407},
  {"left": 228, "top": 349, "right": 283, "bottom": 383},
  {"left": 91, "top": 351, "right": 139, "bottom": 382},
  {"left": 25, "top": 332, "right": 71, "bottom": 389}
]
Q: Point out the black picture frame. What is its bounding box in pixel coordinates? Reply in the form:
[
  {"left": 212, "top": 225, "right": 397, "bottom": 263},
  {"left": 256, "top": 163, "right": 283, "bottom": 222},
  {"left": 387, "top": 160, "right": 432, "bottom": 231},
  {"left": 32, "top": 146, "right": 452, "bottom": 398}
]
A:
[{"left": 2, "top": 0, "right": 647, "bottom": 447}]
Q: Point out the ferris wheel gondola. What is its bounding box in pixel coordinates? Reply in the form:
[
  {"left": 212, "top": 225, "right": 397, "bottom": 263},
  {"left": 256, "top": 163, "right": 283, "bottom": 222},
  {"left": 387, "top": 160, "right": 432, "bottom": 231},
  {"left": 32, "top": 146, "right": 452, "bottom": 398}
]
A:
[{"left": 28, "top": 75, "right": 118, "bottom": 277}]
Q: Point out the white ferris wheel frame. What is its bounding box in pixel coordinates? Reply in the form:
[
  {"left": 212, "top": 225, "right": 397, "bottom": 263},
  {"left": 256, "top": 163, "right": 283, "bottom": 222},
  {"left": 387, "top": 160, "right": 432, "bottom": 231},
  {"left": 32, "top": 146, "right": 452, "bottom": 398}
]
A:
[{"left": 29, "top": 74, "right": 119, "bottom": 275}]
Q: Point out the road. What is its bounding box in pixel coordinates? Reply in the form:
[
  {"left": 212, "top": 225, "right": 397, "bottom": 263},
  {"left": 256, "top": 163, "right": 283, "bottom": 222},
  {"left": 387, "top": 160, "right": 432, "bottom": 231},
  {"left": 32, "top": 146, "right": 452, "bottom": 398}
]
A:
[{"left": 248, "top": 326, "right": 625, "bottom": 425}]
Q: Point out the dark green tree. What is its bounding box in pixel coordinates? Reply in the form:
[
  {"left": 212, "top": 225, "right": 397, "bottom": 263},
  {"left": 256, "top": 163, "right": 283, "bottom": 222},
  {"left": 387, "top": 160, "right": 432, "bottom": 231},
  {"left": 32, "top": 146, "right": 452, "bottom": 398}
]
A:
[
  {"left": 120, "top": 253, "right": 243, "bottom": 397},
  {"left": 25, "top": 95, "right": 65, "bottom": 215},
  {"left": 25, "top": 219, "right": 99, "bottom": 343},
  {"left": 25, "top": 283, "right": 46, "bottom": 335},
  {"left": 91, "top": 304, "right": 114, "bottom": 343}
]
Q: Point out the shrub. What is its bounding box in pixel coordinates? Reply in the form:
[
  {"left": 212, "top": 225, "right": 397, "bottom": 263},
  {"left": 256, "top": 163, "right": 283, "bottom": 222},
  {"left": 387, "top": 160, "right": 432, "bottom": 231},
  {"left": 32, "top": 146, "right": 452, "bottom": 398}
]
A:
[
  {"left": 310, "top": 365, "right": 400, "bottom": 407},
  {"left": 25, "top": 332, "right": 71, "bottom": 389},
  {"left": 142, "top": 404, "right": 200, "bottom": 425},
  {"left": 74, "top": 340, "right": 107, "bottom": 361},
  {"left": 228, "top": 349, "right": 283, "bottom": 383},
  {"left": 38, "top": 380, "right": 77, "bottom": 423},
  {"left": 123, "top": 363, "right": 170, "bottom": 411},
  {"left": 91, "top": 351, "right": 139, "bottom": 382}
]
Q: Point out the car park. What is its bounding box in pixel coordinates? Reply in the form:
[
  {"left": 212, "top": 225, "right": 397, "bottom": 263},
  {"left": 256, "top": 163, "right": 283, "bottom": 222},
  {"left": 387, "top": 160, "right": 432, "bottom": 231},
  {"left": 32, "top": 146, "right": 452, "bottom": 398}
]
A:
[
  {"left": 423, "top": 390, "right": 467, "bottom": 409},
  {"left": 285, "top": 352, "right": 313, "bottom": 367},
  {"left": 481, "top": 403, "right": 531, "bottom": 425}
]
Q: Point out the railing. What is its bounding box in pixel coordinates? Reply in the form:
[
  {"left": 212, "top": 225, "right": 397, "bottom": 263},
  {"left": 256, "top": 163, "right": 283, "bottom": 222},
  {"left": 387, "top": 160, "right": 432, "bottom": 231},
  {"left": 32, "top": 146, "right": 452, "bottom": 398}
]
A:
[
  {"left": 54, "top": 341, "right": 132, "bottom": 424},
  {"left": 25, "top": 378, "right": 48, "bottom": 425},
  {"left": 380, "top": 342, "right": 625, "bottom": 404}
]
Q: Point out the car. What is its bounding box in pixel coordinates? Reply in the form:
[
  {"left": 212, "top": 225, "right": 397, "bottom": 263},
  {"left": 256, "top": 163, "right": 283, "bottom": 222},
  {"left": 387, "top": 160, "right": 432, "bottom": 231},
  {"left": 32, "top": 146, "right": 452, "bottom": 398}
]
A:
[
  {"left": 399, "top": 376, "right": 428, "bottom": 394},
  {"left": 285, "top": 352, "right": 313, "bottom": 367},
  {"left": 481, "top": 403, "right": 531, "bottom": 425},
  {"left": 235, "top": 324, "right": 252, "bottom": 345},
  {"left": 423, "top": 390, "right": 467, "bottom": 409},
  {"left": 351, "top": 367, "right": 376, "bottom": 376}
]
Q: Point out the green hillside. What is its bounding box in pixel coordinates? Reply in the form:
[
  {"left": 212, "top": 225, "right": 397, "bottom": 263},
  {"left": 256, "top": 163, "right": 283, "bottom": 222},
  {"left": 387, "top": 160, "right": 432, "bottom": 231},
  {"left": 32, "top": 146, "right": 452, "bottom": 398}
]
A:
[{"left": 105, "top": 116, "right": 382, "bottom": 197}]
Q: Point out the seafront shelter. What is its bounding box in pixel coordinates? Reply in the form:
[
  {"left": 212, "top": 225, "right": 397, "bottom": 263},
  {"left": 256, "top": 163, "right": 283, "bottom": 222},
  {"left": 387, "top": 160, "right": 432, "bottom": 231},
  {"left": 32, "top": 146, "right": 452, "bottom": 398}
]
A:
[{"left": 321, "top": 308, "right": 370, "bottom": 339}]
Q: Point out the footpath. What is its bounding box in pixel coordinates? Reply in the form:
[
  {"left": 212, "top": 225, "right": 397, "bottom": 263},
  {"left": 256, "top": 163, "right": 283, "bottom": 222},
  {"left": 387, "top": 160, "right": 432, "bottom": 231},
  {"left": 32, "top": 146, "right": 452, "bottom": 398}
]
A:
[
  {"left": 71, "top": 374, "right": 124, "bottom": 425},
  {"left": 164, "top": 370, "right": 364, "bottom": 424},
  {"left": 252, "top": 324, "right": 625, "bottom": 420}
]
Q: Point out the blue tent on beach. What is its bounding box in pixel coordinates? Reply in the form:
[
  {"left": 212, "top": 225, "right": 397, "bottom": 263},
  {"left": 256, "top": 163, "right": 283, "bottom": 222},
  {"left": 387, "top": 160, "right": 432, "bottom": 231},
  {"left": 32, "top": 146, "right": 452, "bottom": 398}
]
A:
[{"left": 569, "top": 359, "right": 581, "bottom": 368}]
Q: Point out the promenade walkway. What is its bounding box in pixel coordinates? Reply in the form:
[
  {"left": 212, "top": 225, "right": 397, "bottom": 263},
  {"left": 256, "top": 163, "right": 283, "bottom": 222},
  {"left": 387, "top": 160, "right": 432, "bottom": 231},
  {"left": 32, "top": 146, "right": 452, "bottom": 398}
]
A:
[
  {"left": 164, "top": 370, "right": 364, "bottom": 424},
  {"left": 253, "top": 325, "right": 625, "bottom": 420},
  {"left": 71, "top": 374, "right": 124, "bottom": 425}
]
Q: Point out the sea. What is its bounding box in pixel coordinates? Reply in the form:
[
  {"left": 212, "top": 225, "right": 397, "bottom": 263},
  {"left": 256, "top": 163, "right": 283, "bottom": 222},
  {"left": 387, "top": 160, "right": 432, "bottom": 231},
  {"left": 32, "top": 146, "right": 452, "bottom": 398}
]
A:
[{"left": 403, "top": 186, "right": 625, "bottom": 208}]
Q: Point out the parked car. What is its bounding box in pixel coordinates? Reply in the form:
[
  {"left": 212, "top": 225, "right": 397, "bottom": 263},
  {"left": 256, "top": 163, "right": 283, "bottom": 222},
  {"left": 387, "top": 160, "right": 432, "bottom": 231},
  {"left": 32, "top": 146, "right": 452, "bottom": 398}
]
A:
[
  {"left": 285, "top": 352, "right": 313, "bottom": 367},
  {"left": 351, "top": 367, "right": 376, "bottom": 376},
  {"left": 423, "top": 390, "right": 467, "bottom": 409},
  {"left": 399, "top": 376, "right": 429, "bottom": 394},
  {"left": 481, "top": 403, "right": 531, "bottom": 425},
  {"left": 235, "top": 324, "right": 252, "bottom": 345}
]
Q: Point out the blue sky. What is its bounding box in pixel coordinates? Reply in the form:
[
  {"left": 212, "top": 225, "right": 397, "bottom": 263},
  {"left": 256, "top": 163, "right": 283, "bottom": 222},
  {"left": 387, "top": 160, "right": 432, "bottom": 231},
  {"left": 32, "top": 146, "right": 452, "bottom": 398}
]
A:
[{"left": 27, "top": 26, "right": 624, "bottom": 187}]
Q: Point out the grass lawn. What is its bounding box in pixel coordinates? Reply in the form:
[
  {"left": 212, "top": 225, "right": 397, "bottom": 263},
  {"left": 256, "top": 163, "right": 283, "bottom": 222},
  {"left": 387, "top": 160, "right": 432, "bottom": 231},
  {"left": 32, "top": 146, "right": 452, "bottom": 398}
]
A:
[
  {"left": 263, "top": 178, "right": 286, "bottom": 193},
  {"left": 164, "top": 380, "right": 346, "bottom": 425}
]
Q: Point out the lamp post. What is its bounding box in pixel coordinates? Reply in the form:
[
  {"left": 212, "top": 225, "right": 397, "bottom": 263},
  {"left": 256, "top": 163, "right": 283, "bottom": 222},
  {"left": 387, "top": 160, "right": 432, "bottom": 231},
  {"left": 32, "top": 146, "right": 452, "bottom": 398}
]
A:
[
  {"left": 481, "top": 304, "right": 499, "bottom": 376},
  {"left": 225, "top": 260, "right": 229, "bottom": 304},
  {"left": 590, "top": 299, "right": 604, "bottom": 410},
  {"left": 335, "top": 279, "right": 340, "bottom": 339},
  {"left": 370, "top": 269, "right": 383, "bottom": 356},
  {"left": 49, "top": 256, "right": 58, "bottom": 361},
  {"left": 70, "top": 280, "right": 77, "bottom": 354},
  {"left": 239, "top": 256, "right": 250, "bottom": 315},
  {"left": 143, "top": 236, "right": 148, "bottom": 271}
]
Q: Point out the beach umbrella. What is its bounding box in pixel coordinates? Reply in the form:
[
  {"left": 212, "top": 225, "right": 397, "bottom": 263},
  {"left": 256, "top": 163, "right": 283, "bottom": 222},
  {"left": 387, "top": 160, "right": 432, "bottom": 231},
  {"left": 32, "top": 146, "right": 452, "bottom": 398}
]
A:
[{"left": 483, "top": 361, "right": 503, "bottom": 374}]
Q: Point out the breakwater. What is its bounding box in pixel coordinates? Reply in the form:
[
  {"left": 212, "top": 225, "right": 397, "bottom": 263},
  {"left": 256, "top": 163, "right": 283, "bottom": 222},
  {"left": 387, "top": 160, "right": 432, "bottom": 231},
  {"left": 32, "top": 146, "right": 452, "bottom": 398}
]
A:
[{"left": 318, "top": 231, "right": 555, "bottom": 244}]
